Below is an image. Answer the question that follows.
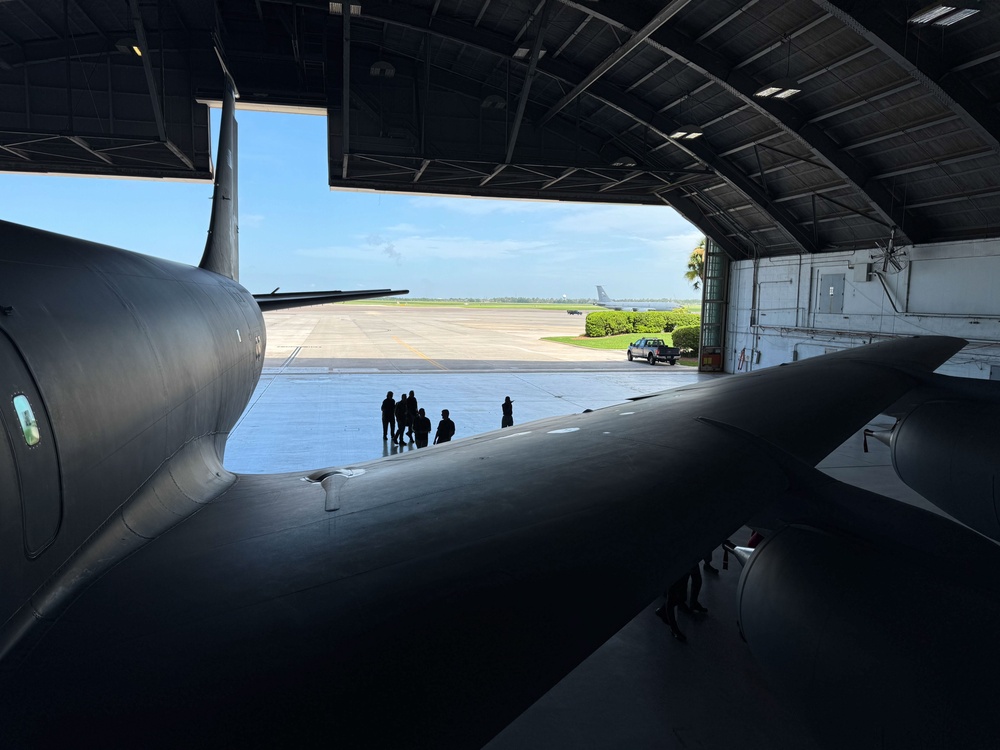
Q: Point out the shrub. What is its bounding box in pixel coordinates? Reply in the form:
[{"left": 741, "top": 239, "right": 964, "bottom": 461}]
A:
[
  {"left": 661, "top": 311, "right": 701, "bottom": 332},
  {"left": 671, "top": 325, "right": 700, "bottom": 355},
  {"left": 585, "top": 311, "right": 632, "bottom": 337},
  {"left": 629, "top": 311, "right": 668, "bottom": 333}
]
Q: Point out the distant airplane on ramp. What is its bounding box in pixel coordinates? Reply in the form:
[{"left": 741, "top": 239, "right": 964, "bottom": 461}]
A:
[{"left": 595, "top": 285, "right": 682, "bottom": 311}]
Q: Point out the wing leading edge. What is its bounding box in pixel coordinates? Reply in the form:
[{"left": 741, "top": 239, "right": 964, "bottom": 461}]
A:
[
  {"left": 253, "top": 287, "right": 408, "bottom": 311},
  {"left": 0, "top": 336, "right": 966, "bottom": 748}
]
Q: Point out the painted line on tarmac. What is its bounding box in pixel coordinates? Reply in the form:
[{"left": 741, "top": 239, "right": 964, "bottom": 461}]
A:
[{"left": 392, "top": 336, "right": 448, "bottom": 370}]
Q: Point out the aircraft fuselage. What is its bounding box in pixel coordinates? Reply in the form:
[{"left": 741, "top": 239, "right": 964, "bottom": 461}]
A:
[{"left": 0, "top": 219, "right": 264, "bottom": 636}]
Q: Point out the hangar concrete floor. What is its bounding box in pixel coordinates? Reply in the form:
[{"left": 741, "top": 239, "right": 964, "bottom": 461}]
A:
[{"left": 225, "top": 304, "right": 930, "bottom": 750}]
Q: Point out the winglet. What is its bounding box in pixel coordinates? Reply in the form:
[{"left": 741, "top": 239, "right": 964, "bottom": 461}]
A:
[{"left": 199, "top": 75, "right": 239, "bottom": 281}]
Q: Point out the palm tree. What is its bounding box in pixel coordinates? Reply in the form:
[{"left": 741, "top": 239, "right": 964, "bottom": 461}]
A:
[{"left": 685, "top": 238, "right": 705, "bottom": 290}]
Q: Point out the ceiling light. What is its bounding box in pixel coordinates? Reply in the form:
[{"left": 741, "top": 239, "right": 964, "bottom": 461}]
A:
[
  {"left": 935, "top": 7, "right": 979, "bottom": 24},
  {"left": 369, "top": 61, "right": 395, "bottom": 78},
  {"left": 115, "top": 38, "right": 142, "bottom": 57},
  {"left": 754, "top": 78, "right": 801, "bottom": 100},
  {"left": 513, "top": 47, "right": 546, "bottom": 60},
  {"left": 908, "top": 4, "right": 980, "bottom": 25},
  {"left": 611, "top": 155, "right": 637, "bottom": 168},
  {"left": 670, "top": 124, "right": 703, "bottom": 140},
  {"left": 481, "top": 95, "right": 506, "bottom": 110},
  {"left": 329, "top": 2, "right": 361, "bottom": 15}
]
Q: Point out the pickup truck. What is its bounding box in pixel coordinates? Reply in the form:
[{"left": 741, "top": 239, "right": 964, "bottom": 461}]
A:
[{"left": 627, "top": 337, "right": 681, "bottom": 366}]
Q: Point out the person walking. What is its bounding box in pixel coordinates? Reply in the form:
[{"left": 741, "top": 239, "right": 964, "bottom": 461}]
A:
[
  {"left": 434, "top": 409, "right": 456, "bottom": 444},
  {"left": 406, "top": 390, "right": 418, "bottom": 440},
  {"left": 380, "top": 391, "right": 396, "bottom": 441},
  {"left": 393, "top": 393, "right": 408, "bottom": 446},
  {"left": 501, "top": 396, "right": 514, "bottom": 428},
  {"left": 413, "top": 408, "right": 432, "bottom": 448}
]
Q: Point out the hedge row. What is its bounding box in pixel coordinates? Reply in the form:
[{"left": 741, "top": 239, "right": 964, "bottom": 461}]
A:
[
  {"left": 671, "top": 325, "right": 700, "bottom": 354},
  {"left": 584, "top": 310, "right": 700, "bottom": 337}
]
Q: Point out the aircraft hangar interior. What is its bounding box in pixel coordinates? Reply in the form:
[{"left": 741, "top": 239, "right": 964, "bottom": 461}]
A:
[
  {"left": 3, "top": 1, "right": 1000, "bottom": 749},
  {"left": 2, "top": 0, "right": 999, "bottom": 375}
]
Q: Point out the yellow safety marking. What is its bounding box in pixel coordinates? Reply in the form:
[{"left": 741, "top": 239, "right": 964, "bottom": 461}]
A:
[{"left": 392, "top": 336, "right": 448, "bottom": 370}]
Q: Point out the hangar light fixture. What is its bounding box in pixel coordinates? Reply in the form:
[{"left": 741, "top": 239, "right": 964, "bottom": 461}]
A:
[
  {"left": 669, "top": 124, "right": 704, "bottom": 140},
  {"left": 329, "top": 2, "right": 361, "bottom": 15},
  {"left": 908, "top": 4, "right": 980, "bottom": 25},
  {"left": 513, "top": 47, "right": 547, "bottom": 60},
  {"left": 370, "top": 61, "right": 395, "bottom": 78},
  {"left": 754, "top": 78, "right": 801, "bottom": 100},
  {"left": 611, "top": 155, "right": 637, "bottom": 167},
  {"left": 481, "top": 95, "right": 507, "bottom": 110},
  {"left": 115, "top": 38, "right": 142, "bottom": 57}
]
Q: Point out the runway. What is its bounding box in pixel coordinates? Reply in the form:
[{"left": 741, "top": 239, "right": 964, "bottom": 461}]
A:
[{"left": 224, "top": 303, "right": 915, "bottom": 749}]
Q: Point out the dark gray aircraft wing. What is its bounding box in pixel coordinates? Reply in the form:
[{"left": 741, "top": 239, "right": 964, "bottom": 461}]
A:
[
  {"left": 0, "top": 336, "right": 965, "bottom": 749},
  {"left": 253, "top": 287, "right": 408, "bottom": 311}
]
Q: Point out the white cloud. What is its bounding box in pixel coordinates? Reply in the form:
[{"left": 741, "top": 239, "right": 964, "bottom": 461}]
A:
[
  {"left": 410, "top": 195, "right": 560, "bottom": 216},
  {"left": 547, "top": 204, "right": 695, "bottom": 237}
]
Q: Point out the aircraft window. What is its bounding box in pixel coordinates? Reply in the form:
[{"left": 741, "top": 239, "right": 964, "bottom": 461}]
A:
[{"left": 12, "top": 395, "right": 40, "bottom": 446}]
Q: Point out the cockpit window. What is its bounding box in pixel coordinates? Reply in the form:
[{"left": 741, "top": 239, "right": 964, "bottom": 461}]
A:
[{"left": 12, "top": 394, "right": 40, "bottom": 446}]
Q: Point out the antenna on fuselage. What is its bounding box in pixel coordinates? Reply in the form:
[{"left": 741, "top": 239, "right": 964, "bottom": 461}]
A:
[{"left": 199, "top": 46, "right": 240, "bottom": 282}]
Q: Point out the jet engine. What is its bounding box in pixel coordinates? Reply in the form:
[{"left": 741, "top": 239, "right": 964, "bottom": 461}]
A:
[
  {"left": 874, "top": 400, "right": 1000, "bottom": 539},
  {"left": 736, "top": 513, "right": 1000, "bottom": 750}
]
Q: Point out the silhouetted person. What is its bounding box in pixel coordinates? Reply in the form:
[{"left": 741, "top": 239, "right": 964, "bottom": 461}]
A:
[
  {"left": 414, "top": 408, "right": 432, "bottom": 448},
  {"left": 703, "top": 551, "right": 719, "bottom": 574},
  {"left": 655, "top": 565, "right": 708, "bottom": 642},
  {"left": 680, "top": 564, "right": 708, "bottom": 614},
  {"left": 406, "top": 390, "right": 418, "bottom": 440},
  {"left": 393, "top": 394, "right": 408, "bottom": 446},
  {"left": 656, "top": 573, "right": 689, "bottom": 642},
  {"left": 434, "top": 409, "right": 455, "bottom": 444},
  {"left": 380, "top": 391, "right": 396, "bottom": 441},
  {"left": 501, "top": 396, "right": 514, "bottom": 428}
]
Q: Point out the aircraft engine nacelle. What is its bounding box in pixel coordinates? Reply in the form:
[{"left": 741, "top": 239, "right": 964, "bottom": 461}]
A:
[
  {"left": 886, "top": 400, "right": 1000, "bottom": 540},
  {"left": 736, "top": 523, "right": 1000, "bottom": 750}
]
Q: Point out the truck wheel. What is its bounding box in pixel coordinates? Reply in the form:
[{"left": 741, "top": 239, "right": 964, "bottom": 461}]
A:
[
  {"left": 648, "top": 353, "right": 655, "bottom": 365},
  {"left": 668, "top": 359, "right": 676, "bottom": 366},
  {"left": 627, "top": 351, "right": 633, "bottom": 361}
]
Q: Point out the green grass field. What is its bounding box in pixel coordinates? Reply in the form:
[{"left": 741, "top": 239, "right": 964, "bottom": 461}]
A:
[
  {"left": 346, "top": 299, "right": 700, "bottom": 312},
  {"left": 542, "top": 332, "right": 669, "bottom": 349},
  {"left": 345, "top": 299, "right": 606, "bottom": 311}
]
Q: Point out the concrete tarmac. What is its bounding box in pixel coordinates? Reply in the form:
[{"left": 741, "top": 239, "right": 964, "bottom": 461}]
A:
[{"left": 225, "top": 304, "right": 916, "bottom": 750}]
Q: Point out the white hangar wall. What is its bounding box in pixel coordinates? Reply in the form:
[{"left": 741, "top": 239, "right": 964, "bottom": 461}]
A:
[{"left": 725, "top": 239, "right": 1000, "bottom": 379}]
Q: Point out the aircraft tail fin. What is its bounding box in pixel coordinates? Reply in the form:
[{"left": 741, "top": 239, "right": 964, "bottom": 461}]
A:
[
  {"left": 596, "top": 285, "right": 611, "bottom": 304},
  {"left": 199, "top": 77, "right": 239, "bottom": 282}
]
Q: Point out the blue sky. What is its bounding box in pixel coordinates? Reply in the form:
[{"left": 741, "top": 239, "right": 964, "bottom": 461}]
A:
[{"left": 0, "top": 108, "right": 703, "bottom": 300}]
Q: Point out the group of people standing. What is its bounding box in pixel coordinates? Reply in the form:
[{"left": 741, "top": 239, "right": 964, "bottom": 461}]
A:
[{"left": 380, "top": 390, "right": 455, "bottom": 448}]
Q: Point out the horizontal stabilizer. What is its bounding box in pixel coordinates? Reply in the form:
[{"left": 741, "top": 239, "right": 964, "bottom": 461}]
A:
[{"left": 253, "top": 288, "right": 408, "bottom": 311}]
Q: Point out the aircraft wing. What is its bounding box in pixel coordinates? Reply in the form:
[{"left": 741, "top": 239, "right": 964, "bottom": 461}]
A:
[
  {"left": 253, "top": 287, "right": 408, "bottom": 311},
  {"left": 1, "top": 336, "right": 965, "bottom": 749}
]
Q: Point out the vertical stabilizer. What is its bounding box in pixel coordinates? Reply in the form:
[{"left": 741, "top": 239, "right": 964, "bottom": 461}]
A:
[
  {"left": 199, "top": 78, "right": 239, "bottom": 281},
  {"left": 596, "top": 285, "right": 612, "bottom": 305}
]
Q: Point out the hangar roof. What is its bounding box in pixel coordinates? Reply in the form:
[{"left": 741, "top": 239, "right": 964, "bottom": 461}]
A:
[{"left": 1, "top": 0, "right": 998, "bottom": 260}]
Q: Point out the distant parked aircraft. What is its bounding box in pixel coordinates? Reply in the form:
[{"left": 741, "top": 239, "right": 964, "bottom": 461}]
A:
[{"left": 595, "top": 285, "right": 682, "bottom": 311}]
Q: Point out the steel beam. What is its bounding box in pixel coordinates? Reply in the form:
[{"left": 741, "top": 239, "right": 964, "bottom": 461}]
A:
[
  {"left": 540, "top": 0, "right": 693, "bottom": 125},
  {"left": 658, "top": 188, "right": 752, "bottom": 261},
  {"left": 359, "top": 3, "right": 823, "bottom": 253},
  {"left": 127, "top": 0, "right": 194, "bottom": 170},
  {"left": 809, "top": 0, "right": 1000, "bottom": 155},
  {"left": 505, "top": 0, "right": 552, "bottom": 164},
  {"left": 558, "top": 1, "right": 932, "bottom": 244}
]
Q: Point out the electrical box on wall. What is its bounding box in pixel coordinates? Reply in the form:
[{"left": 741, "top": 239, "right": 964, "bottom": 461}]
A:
[{"left": 853, "top": 263, "right": 872, "bottom": 283}]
